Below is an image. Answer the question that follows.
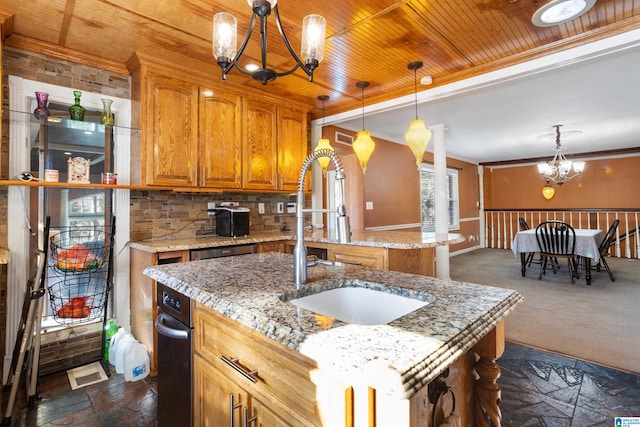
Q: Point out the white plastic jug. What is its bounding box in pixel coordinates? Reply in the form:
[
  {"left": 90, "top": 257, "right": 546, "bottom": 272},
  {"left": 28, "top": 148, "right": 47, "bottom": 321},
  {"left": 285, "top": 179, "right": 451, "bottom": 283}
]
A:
[
  {"left": 115, "top": 334, "right": 136, "bottom": 374},
  {"left": 124, "top": 341, "right": 150, "bottom": 382},
  {"left": 108, "top": 329, "right": 132, "bottom": 367}
]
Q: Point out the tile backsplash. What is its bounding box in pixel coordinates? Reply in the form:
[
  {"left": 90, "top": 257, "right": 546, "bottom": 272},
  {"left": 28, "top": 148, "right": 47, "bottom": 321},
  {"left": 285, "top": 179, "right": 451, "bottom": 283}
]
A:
[{"left": 129, "top": 190, "right": 299, "bottom": 241}]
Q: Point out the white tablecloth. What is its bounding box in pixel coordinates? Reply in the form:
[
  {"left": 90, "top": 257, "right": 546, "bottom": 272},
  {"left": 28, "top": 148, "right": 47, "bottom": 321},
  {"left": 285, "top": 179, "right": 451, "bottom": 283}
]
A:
[{"left": 512, "top": 228, "right": 603, "bottom": 264}]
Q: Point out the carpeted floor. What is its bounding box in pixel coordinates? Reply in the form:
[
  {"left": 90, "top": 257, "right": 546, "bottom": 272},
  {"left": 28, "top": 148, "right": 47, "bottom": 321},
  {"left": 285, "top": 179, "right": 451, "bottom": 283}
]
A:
[{"left": 450, "top": 248, "right": 640, "bottom": 374}]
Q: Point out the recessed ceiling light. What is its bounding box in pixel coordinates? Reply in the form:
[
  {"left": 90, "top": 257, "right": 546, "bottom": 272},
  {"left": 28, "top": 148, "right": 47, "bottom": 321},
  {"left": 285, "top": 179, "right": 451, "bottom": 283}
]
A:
[{"left": 532, "top": 0, "right": 596, "bottom": 27}]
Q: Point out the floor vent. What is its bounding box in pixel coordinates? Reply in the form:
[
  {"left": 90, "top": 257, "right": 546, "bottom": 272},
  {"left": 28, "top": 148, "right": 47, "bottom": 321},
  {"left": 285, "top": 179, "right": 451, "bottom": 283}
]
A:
[{"left": 67, "top": 361, "right": 108, "bottom": 390}]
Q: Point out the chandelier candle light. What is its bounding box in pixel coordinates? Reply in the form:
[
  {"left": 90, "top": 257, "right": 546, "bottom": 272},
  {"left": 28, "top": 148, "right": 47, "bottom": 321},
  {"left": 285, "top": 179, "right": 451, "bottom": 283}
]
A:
[
  {"left": 212, "top": 0, "right": 326, "bottom": 85},
  {"left": 313, "top": 95, "right": 334, "bottom": 177},
  {"left": 537, "top": 124, "right": 585, "bottom": 188},
  {"left": 352, "top": 81, "right": 375, "bottom": 174},
  {"left": 405, "top": 61, "right": 432, "bottom": 169}
]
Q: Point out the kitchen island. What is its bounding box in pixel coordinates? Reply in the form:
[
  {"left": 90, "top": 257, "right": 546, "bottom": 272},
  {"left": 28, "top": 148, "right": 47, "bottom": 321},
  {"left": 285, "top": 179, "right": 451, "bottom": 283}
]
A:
[
  {"left": 144, "top": 252, "right": 522, "bottom": 426},
  {"left": 130, "top": 229, "right": 465, "bottom": 377}
]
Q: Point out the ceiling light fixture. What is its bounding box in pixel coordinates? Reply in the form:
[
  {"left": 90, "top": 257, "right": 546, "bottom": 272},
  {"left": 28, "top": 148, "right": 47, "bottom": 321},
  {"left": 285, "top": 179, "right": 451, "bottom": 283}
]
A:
[
  {"left": 313, "top": 95, "right": 334, "bottom": 176},
  {"left": 352, "top": 81, "right": 375, "bottom": 174},
  {"left": 405, "top": 61, "right": 432, "bottom": 170},
  {"left": 212, "top": 0, "right": 326, "bottom": 85},
  {"left": 537, "top": 125, "right": 585, "bottom": 186},
  {"left": 532, "top": 0, "right": 596, "bottom": 27}
]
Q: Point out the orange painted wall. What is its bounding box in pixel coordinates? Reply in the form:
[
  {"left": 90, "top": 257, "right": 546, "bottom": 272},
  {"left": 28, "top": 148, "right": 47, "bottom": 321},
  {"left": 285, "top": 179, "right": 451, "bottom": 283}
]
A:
[{"left": 484, "top": 155, "right": 640, "bottom": 209}]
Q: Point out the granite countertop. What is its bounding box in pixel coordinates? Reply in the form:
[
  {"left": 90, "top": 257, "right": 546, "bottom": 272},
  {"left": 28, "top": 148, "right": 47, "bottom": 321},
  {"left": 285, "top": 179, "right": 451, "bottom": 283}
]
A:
[
  {"left": 144, "top": 252, "right": 522, "bottom": 399},
  {"left": 0, "top": 249, "right": 8, "bottom": 265},
  {"left": 129, "top": 229, "right": 465, "bottom": 253}
]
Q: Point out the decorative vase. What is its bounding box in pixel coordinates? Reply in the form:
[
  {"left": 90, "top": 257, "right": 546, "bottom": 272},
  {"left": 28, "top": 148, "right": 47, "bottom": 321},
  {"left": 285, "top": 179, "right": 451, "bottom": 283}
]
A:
[
  {"left": 33, "top": 91, "right": 50, "bottom": 119},
  {"left": 69, "top": 90, "right": 86, "bottom": 121},
  {"left": 100, "top": 99, "right": 114, "bottom": 125}
]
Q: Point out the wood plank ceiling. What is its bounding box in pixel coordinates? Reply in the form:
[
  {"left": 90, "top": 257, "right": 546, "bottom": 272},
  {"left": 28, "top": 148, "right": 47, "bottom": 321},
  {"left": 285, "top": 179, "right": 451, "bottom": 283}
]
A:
[{"left": 2, "top": 0, "right": 639, "bottom": 119}]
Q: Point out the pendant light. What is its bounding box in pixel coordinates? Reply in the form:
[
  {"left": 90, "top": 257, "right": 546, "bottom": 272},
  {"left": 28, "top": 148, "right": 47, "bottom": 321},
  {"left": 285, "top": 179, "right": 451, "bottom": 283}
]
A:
[
  {"left": 352, "top": 81, "right": 375, "bottom": 174},
  {"left": 542, "top": 180, "right": 556, "bottom": 200},
  {"left": 405, "top": 61, "right": 431, "bottom": 170},
  {"left": 313, "top": 95, "right": 334, "bottom": 176}
]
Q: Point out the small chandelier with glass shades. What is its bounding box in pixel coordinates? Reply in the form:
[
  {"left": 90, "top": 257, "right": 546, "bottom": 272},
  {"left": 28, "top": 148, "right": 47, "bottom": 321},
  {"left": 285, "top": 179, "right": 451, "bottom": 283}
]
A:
[
  {"left": 212, "top": 0, "right": 326, "bottom": 85},
  {"left": 537, "top": 124, "right": 585, "bottom": 186}
]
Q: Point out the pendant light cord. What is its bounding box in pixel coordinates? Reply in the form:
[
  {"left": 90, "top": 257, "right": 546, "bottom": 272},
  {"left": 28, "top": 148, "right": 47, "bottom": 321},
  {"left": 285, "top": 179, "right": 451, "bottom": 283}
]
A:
[
  {"left": 361, "top": 86, "right": 365, "bottom": 131},
  {"left": 413, "top": 67, "right": 418, "bottom": 120}
]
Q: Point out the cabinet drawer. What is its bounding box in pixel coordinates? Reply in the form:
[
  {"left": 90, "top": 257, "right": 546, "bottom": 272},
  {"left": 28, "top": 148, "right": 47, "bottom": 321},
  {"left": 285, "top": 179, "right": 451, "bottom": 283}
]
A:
[
  {"left": 193, "top": 304, "right": 322, "bottom": 425},
  {"left": 328, "top": 245, "right": 387, "bottom": 269},
  {"left": 256, "top": 241, "right": 286, "bottom": 253}
]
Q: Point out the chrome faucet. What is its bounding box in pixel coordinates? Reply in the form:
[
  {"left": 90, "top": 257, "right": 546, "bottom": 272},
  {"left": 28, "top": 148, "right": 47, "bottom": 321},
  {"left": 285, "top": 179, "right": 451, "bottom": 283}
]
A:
[{"left": 293, "top": 149, "right": 351, "bottom": 286}]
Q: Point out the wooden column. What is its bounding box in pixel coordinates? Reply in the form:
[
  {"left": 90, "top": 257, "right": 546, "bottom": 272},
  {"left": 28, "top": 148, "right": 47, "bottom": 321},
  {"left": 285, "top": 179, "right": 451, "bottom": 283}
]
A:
[{"left": 472, "top": 321, "right": 505, "bottom": 427}]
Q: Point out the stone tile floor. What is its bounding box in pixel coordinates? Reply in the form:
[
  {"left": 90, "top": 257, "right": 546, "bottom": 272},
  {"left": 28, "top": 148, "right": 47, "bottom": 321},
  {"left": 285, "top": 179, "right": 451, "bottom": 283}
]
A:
[
  {"left": 500, "top": 342, "right": 640, "bottom": 427},
  {"left": 1, "top": 342, "right": 638, "bottom": 426}
]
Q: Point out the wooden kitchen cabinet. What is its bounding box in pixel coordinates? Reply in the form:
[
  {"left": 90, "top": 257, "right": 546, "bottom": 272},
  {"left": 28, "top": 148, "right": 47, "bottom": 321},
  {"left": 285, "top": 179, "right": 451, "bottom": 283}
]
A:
[
  {"left": 277, "top": 106, "right": 308, "bottom": 192},
  {"left": 242, "top": 100, "right": 309, "bottom": 191},
  {"left": 242, "top": 99, "right": 278, "bottom": 190},
  {"left": 328, "top": 244, "right": 435, "bottom": 276},
  {"left": 192, "top": 301, "right": 479, "bottom": 426},
  {"left": 193, "top": 303, "right": 325, "bottom": 426},
  {"left": 194, "top": 354, "right": 290, "bottom": 426},
  {"left": 328, "top": 245, "right": 387, "bottom": 268},
  {"left": 128, "top": 53, "right": 310, "bottom": 192},
  {"left": 130, "top": 248, "right": 189, "bottom": 376},
  {"left": 256, "top": 240, "right": 287, "bottom": 253},
  {"left": 128, "top": 56, "right": 199, "bottom": 187},
  {"left": 199, "top": 89, "right": 243, "bottom": 189}
]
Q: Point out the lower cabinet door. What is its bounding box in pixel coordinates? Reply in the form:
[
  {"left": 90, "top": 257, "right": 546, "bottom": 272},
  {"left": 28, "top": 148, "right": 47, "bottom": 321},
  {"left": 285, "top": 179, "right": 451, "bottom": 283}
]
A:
[{"left": 194, "top": 353, "right": 290, "bottom": 426}]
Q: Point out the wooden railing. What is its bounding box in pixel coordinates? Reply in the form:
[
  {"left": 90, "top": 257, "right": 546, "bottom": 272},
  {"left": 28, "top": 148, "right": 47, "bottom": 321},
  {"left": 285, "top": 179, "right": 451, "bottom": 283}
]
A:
[{"left": 484, "top": 209, "right": 640, "bottom": 259}]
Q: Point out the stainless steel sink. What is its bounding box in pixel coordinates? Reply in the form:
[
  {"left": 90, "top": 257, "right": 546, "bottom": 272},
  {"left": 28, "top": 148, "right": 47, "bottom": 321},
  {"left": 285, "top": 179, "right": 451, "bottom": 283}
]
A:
[{"left": 289, "top": 286, "right": 431, "bottom": 325}]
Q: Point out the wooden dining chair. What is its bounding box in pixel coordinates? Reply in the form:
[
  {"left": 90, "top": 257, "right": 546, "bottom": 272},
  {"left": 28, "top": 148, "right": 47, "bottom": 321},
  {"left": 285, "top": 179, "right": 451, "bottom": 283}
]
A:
[
  {"left": 595, "top": 219, "right": 619, "bottom": 282},
  {"left": 535, "top": 221, "right": 579, "bottom": 284},
  {"left": 518, "top": 217, "right": 539, "bottom": 267}
]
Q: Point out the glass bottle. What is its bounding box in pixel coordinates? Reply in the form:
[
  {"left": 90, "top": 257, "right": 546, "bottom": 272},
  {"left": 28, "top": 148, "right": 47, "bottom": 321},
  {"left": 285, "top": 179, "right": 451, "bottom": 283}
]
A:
[
  {"left": 69, "top": 90, "right": 86, "bottom": 121},
  {"left": 100, "top": 99, "right": 114, "bottom": 125},
  {"left": 33, "top": 91, "right": 50, "bottom": 119}
]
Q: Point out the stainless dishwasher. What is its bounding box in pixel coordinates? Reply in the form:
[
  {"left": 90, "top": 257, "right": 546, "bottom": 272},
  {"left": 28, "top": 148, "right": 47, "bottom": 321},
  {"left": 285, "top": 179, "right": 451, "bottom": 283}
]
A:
[
  {"left": 190, "top": 243, "right": 257, "bottom": 260},
  {"left": 156, "top": 282, "right": 192, "bottom": 427}
]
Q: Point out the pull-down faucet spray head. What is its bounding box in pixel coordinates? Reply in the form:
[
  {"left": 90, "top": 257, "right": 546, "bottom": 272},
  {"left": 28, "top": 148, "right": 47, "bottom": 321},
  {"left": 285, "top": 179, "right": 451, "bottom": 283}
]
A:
[{"left": 293, "top": 149, "right": 350, "bottom": 286}]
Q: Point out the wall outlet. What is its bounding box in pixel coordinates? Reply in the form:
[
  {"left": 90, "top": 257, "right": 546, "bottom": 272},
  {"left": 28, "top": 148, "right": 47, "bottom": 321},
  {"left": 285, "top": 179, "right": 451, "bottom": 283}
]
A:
[
  {"left": 207, "top": 202, "right": 216, "bottom": 215},
  {"left": 258, "top": 203, "right": 265, "bottom": 214},
  {"left": 365, "top": 201, "right": 374, "bottom": 210},
  {"left": 286, "top": 202, "right": 296, "bottom": 214},
  {"left": 277, "top": 202, "right": 284, "bottom": 214}
]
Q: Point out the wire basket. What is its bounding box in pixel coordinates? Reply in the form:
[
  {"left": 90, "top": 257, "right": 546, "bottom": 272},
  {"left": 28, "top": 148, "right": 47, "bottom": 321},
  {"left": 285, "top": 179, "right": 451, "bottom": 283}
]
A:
[
  {"left": 48, "top": 275, "right": 109, "bottom": 324},
  {"left": 49, "top": 229, "right": 109, "bottom": 274}
]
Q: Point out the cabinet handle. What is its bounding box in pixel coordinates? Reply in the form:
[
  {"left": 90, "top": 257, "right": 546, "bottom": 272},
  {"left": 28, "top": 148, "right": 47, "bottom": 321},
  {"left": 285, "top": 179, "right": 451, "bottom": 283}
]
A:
[
  {"left": 243, "top": 407, "right": 257, "bottom": 427},
  {"left": 229, "top": 394, "right": 242, "bottom": 427},
  {"left": 221, "top": 355, "right": 259, "bottom": 383}
]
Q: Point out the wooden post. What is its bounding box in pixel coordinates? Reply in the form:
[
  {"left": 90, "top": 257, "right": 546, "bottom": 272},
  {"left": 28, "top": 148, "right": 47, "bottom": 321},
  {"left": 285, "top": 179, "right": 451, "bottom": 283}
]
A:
[{"left": 472, "top": 321, "right": 505, "bottom": 427}]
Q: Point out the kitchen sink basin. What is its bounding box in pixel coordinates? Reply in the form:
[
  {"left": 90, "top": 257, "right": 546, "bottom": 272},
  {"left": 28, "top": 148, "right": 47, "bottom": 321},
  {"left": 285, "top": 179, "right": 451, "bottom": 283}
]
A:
[{"left": 289, "top": 286, "right": 430, "bottom": 325}]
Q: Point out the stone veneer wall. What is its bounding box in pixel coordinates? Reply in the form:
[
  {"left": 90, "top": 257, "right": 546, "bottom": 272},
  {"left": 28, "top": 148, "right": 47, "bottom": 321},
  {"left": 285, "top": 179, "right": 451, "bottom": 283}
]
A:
[{"left": 130, "top": 191, "right": 299, "bottom": 241}]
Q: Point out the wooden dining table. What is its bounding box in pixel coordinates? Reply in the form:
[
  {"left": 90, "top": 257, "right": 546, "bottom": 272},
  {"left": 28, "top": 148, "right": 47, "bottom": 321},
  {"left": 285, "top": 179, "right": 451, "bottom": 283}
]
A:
[{"left": 512, "top": 228, "right": 603, "bottom": 285}]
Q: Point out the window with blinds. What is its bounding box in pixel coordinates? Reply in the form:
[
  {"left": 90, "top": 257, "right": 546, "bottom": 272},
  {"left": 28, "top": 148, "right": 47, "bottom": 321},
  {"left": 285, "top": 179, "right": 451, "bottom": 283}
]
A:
[{"left": 420, "top": 165, "right": 460, "bottom": 232}]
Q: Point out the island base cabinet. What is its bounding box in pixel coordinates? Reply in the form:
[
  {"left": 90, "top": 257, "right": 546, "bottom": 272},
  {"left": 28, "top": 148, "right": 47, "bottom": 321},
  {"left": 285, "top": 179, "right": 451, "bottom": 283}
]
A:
[{"left": 193, "top": 303, "right": 499, "bottom": 426}]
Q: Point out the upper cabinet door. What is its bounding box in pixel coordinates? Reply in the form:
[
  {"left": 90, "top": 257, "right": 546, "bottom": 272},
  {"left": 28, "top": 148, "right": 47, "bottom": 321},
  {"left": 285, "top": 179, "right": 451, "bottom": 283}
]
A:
[
  {"left": 277, "top": 106, "right": 308, "bottom": 192},
  {"left": 199, "top": 90, "right": 242, "bottom": 189},
  {"left": 243, "top": 100, "right": 277, "bottom": 190},
  {"left": 145, "top": 73, "right": 199, "bottom": 187}
]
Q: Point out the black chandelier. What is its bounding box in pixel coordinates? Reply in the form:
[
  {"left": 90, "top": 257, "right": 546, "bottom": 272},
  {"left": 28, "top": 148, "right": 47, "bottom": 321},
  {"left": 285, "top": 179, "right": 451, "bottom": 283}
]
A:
[{"left": 212, "top": 0, "right": 326, "bottom": 85}]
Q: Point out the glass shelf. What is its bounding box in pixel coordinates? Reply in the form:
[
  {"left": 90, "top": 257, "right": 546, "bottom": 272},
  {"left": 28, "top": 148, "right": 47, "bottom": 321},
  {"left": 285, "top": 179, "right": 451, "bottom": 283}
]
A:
[{"left": 5, "top": 109, "right": 140, "bottom": 134}]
